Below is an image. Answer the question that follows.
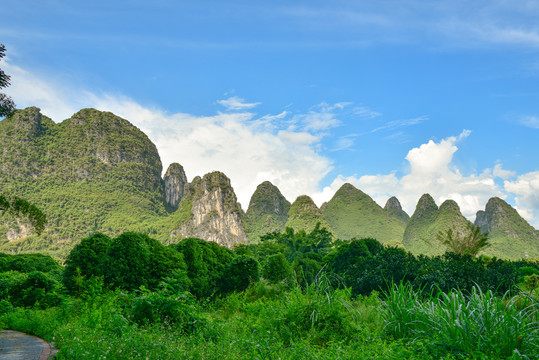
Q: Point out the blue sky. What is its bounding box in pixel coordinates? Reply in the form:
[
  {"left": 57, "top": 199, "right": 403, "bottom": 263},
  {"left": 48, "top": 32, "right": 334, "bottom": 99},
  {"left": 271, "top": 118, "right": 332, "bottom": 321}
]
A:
[{"left": 1, "top": 0, "right": 539, "bottom": 227}]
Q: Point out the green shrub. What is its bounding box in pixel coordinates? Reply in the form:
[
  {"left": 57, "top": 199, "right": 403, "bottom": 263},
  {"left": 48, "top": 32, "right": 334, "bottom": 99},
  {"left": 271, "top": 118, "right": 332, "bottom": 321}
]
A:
[
  {"left": 381, "top": 282, "right": 539, "bottom": 358},
  {"left": 8, "top": 271, "right": 63, "bottom": 309},
  {"left": 262, "top": 253, "right": 293, "bottom": 284},
  {"left": 103, "top": 232, "right": 185, "bottom": 291},
  {"left": 124, "top": 287, "right": 204, "bottom": 333},
  {"left": 221, "top": 255, "right": 260, "bottom": 293},
  {"left": 171, "top": 237, "right": 234, "bottom": 298},
  {"left": 63, "top": 233, "right": 111, "bottom": 294},
  {"left": 0, "top": 299, "right": 13, "bottom": 315}
]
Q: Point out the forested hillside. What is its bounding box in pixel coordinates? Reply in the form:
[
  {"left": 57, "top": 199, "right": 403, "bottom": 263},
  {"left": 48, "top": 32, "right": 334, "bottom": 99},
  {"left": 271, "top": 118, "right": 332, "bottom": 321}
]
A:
[{"left": 1, "top": 107, "right": 538, "bottom": 260}]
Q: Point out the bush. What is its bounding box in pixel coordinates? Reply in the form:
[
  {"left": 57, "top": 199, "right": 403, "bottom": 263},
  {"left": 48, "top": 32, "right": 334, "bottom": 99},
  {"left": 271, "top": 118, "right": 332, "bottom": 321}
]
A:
[
  {"left": 221, "top": 255, "right": 260, "bottom": 293},
  {"left": 262, "top": 253, "right": 293, "bottom": 284},
  {"left": 103, "top": 232, "right": 186, "bottom": 291},
  {"left": 171, "top": 237, "right": 235, "bottom": 298},
  {"left": 63, "top": 233, "right": 111, "bottom": 294},
  {"left": 124, "top": 287, "right": 204, "bottom": 333},
  {"left": 0, "top": 253, "right": 60, "bottom": 273},
  {"left": 8, "top": 271, "right": 63, "bottom": 308}
]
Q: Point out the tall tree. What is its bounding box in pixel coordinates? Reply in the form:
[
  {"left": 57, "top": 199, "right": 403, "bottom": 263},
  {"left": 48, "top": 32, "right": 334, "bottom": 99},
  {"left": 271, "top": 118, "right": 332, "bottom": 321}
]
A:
[{"left": 0, "top": 44, "right": 16, "bottom": 116}]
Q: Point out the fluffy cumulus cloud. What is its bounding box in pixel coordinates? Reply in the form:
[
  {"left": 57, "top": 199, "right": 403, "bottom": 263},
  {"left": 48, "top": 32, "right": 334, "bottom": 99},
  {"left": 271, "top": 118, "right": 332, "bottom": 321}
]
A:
[
  {"left": 312, "top": 130, "right": 532, "bottom": 225},
  {"left": 504, "top": 172, "right": 539, "bottom": 223}
]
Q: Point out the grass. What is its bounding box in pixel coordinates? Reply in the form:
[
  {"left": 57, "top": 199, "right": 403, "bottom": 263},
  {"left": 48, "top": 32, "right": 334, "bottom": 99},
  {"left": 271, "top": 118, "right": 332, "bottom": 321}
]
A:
[
  {"left": 1, "top": 272, "right": 538, "bottom": 359},
  {"left": 381, "top": 282, "right": 539, "bottom": 358}
]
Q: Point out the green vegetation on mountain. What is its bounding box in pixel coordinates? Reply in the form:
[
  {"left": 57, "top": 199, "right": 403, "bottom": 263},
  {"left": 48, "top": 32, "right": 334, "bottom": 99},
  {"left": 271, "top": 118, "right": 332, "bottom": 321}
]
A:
[
  {"left": 403, "top": 195, "right": 472, "bottom": 256},
  {"left": 475, "top": 197, "right": 539, "bottom": 259},
  {"left": 1, "top": 107, "right": 538, "bottom": 260},
  {"left": 243, "top": 181, "right": 290, "bottom": 243},
  {"left": 285, "top": 195, "right": 331, "bottom": 233},
  {"left": 384, "top": 196, "right": 410, "bottom": 223},
  {"left": 0, "top": 107, "right": 168, "bottom": 257},
  {"left": 322, "top": 183, "right": 406, "bottom": 243}
]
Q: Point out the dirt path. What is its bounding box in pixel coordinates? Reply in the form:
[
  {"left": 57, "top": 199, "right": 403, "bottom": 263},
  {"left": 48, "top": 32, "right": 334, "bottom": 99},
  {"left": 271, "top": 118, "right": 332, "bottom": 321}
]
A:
[{"left": 0, "top": 330, "right": 55, "bottom": 360}]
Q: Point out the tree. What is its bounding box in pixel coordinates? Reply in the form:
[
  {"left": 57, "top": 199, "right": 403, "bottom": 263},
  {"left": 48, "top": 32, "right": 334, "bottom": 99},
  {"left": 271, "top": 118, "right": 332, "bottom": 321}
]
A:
[
  {"left": 436, "top": 225, "right": 489, "bottom": 257},
  {"left": 63, "top": 233, "right": 112, "bottom": 294},
  {"left": 0, "top": 194, "right": 47, "bottom": 235},
  {"left": 171, "top": 237, "right": 235, "bottom": 298},
  {"left": 103, "top": 232, "right": 185, "bottom": 291},
  {"left": 262, "top": 253, "right": 293, "bottom": 284},
  {"left": 0, "top": 44, "right": 16, "bottom": 117},
  {"left": 220, "top": 255, "right": 260, "bottom": 293}
]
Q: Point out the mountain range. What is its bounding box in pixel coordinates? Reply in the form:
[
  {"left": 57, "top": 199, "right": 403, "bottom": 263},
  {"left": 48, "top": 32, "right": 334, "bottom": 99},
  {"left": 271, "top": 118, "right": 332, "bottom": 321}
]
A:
[{"left": 1, "top": 107, "right": 538, "bottom": 260}]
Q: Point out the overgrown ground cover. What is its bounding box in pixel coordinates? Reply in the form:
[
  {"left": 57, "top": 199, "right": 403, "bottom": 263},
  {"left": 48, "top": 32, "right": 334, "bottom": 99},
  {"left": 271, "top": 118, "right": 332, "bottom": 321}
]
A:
[{"left": 0, "top": 228, "right": 538, "bottom": 359}]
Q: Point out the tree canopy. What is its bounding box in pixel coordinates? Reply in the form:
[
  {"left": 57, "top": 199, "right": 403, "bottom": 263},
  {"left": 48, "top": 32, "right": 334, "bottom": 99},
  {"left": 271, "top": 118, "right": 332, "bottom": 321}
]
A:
[
  {"left": 0, "top": 194, "right": 47, "bottom": 235},
  {"left": 0, "top": 44, "right": 15, "bottom": 117}
]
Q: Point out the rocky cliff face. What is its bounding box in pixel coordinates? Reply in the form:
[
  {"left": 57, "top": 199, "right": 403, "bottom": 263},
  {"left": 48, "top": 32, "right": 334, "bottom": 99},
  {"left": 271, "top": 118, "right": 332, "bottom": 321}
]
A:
[
  {"left": 322, "top": 184, "right": 406, "bottom": 243},
  {"left": 474, "top": 197, "right": 539, "bottom": 259},
  {"left": 171, "top": 171, "right": 248, "bottom": 247},
  {"left": 243, "top": 181, "right": 290, "bottom": 242},
  {"left": 286, "top": 195, "right": 332, "bottom": 233},
  {"left": 164, "top": 163, "right": 188, "bottom": 210}
]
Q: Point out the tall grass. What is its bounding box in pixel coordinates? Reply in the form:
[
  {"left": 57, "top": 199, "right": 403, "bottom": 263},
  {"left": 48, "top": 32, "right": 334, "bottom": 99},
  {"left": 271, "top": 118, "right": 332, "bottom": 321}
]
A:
[{"left": 381, "top": 282, "right": 539, "bottom": 358}]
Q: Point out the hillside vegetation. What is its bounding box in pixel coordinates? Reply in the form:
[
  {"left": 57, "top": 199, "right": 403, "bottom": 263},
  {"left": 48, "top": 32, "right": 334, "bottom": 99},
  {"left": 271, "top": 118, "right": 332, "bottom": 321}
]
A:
[{"left": 1, "top": 107, "right": 538, "bottom": 260}]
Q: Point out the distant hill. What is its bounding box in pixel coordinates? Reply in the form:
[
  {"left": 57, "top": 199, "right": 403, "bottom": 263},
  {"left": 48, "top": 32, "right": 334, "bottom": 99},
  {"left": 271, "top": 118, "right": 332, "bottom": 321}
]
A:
[
  {"left": 285, "top": 195, "right": 332, "bottom": 233},
  {"left": 1, "top": 107, "right": 538, "bottom": 260},
  {"left": 403, "top": 194, "right": 471, "bottom": 256},
  {"left": 243, "top": 181, "right": 290, "bottom": 243},
  {"left": 322, "top": 183, "right": 407, "bottom": 244},
  {"left": 384, "top": 196, "right": 410, "bottom": 224},
  {"left": 475, "top": 197, "right": 539, "bottom": 259}
]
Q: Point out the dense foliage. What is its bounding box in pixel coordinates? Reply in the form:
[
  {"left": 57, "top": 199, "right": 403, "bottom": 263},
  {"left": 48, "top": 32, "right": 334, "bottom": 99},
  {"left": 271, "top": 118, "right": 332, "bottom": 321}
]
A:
[
  {"left": 0, "top": 194, "right": 47, "bottom": 235},
  {"left": 0, "top": 44, "right": 16, "bottom": 116},
  {"left": 0, "top": 227, "right": 538, "bottom": 359}
]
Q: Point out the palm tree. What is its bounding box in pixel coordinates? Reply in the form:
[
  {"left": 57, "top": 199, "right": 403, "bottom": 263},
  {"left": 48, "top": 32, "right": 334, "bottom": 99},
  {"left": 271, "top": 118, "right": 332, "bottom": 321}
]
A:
[{"left": 436, "top": 224, "right": 489, "bottom": 257}]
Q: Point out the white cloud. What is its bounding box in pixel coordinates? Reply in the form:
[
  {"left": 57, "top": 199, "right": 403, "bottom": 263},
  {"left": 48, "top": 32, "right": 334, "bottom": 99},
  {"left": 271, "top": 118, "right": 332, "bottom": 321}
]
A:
[
  {"left": 295, "top": 102, "right": 345, "bottom": 132},
  {"left": 504, "top": 172, "right": 539, "bottom": 223},
  {"left": 3, "top": 60, "right": 81, "bottom": 121},
  {"left": 217, "top": 96, "right": 261, "bottom": 111},
  {"left": 371, "top": 115, "right": 428, "bottom": 133},
  {"left": 332, "top": 135, "right": 357, "bottom": 151},
  {"left": 492, "top": 163, "right": 516, "bottom": 179},
  {"left": 521, "top": 115, "right": 539, "bottom": 129},
  {"left": 354, "top": 106, "right": 382, "bottom": 119}
]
